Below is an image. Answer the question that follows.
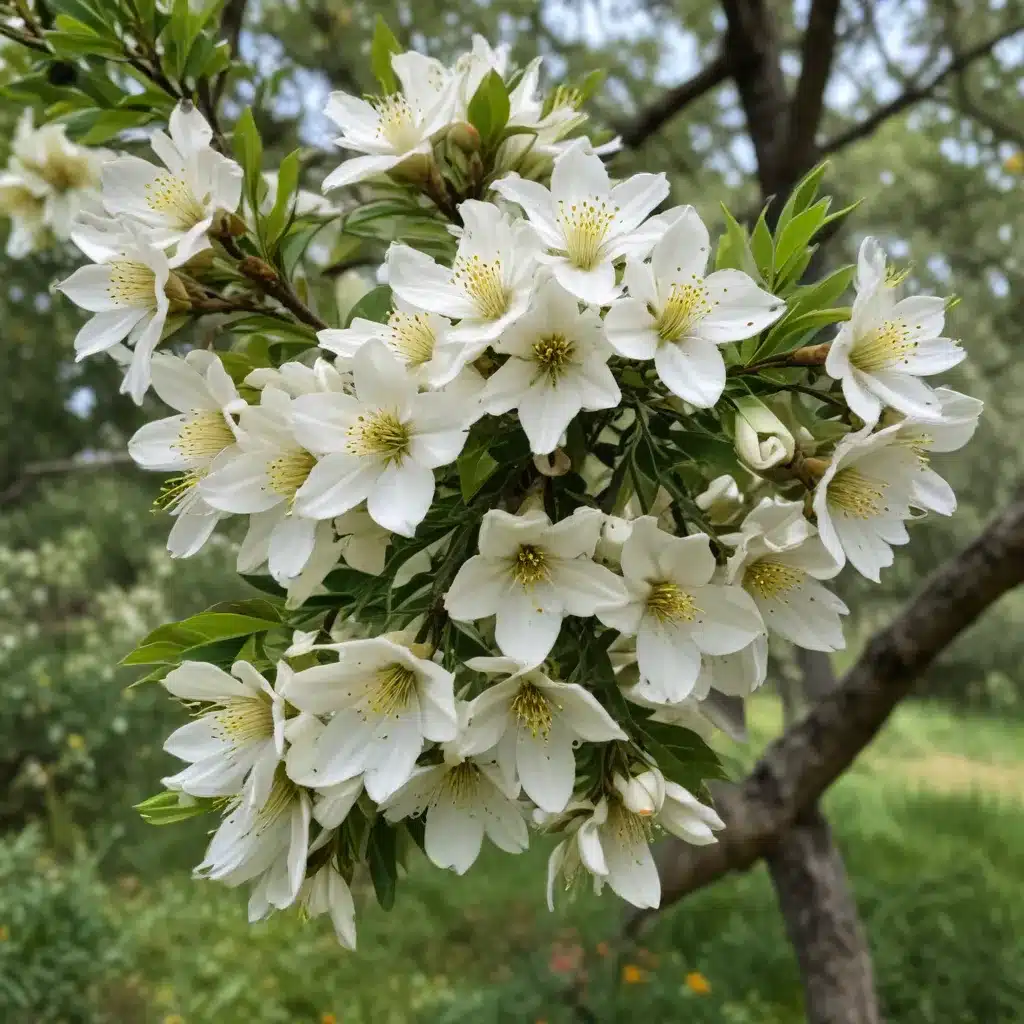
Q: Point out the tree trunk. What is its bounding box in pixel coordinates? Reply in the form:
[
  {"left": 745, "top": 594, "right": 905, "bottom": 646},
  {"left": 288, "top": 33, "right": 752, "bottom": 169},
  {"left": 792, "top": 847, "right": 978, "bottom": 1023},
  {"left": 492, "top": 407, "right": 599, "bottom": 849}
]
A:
[{"left": 766, "top": 805, "right": 882, "bottom": 1024}]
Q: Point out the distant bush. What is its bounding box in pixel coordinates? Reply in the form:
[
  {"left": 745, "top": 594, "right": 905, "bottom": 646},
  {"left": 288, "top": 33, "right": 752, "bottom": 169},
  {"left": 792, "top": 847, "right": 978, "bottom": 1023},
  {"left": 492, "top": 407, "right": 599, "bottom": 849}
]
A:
[{"left": 0, "top": 827, "right": 134, "bottom": 1024}]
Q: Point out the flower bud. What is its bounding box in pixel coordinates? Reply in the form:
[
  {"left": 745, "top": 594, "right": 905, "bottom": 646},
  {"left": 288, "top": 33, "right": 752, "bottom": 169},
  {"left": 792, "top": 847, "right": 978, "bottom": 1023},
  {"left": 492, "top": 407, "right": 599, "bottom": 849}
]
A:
[
  {"left": 163, "top": 272, "right": 191, "bottom": 312},
  {"left": 733, "top": 395, "right": 796, "bottom": 471},
  {"left": 595, "top": 515, "right": 632, "bottom": 565},
  {"left": 211, "top": 208, "right": 248, "bottom": 237},
  {"left": 695, "top": 474, "right": 743, "bottom": 525},
  {"left": 387, "top": 152, "right": 435, "bottom": 187},
  {"left": 613, "top": 769, "right": 665, "bottom": 816},
  {"left": 446, "top": 121, "right": 481, "bottom": 154}
]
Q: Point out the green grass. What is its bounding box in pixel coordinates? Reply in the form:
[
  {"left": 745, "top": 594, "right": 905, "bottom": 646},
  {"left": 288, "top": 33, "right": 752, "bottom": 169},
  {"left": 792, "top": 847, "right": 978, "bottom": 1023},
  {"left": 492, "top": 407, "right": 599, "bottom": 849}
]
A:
[{"left": 13, "top": 699, "right": 1024, "bottom": 1023}]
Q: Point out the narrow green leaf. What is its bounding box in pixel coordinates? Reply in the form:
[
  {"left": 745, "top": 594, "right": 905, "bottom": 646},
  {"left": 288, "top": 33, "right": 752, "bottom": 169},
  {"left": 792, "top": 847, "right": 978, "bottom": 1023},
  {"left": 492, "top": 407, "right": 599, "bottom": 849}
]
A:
[
  {"left": 370, "top": 15, "right": 403, "bottom": 94},
  {"left": 775, "top": 161, "right": 830, "bottom": 237},
  {"left": 773, "top": 198, "right": 830, "bottom": 276},
  {"left": 367, "top": 816, "right": 398, "bottom": 910},
  {"left": 76, "top": 108, "right": 155, "bottom": 144},
  {"left": 757, "top": 307, "right": 851, "bottom": 359},
  {"left": 344, "top": 285, "right": 393, "bottom": 328},
  {"left": 467, "top": 70, "right": 510, "bottom": 148},
  {"left": 45, "top": 30, "right": 126, "bottom": 58},
  {"left": 715, "top": 203, "right": 760, "bottom": 282},
  {"left": 48, "top": 0, "right": 114, "bottom": 38},
  {"left": 457, "top": 446, "right": 499, "bottom": 501},
  {"left": 174, "top": 611, "right": 282, "bottom": 641},
  {"left": 264, "top": 148, "right": 301, "bottom": 250},
  {"left": 750, "top": 207, "right": 774, "bottom": 283},
  {"left": 120, "top": 641, "right": 188, "bottom": 667},
  {"left": 136, "top": 791, "right": 218, "bottom": 826},
  {"left": 232, "top": 107, "right": 264, "bottom": 217}
]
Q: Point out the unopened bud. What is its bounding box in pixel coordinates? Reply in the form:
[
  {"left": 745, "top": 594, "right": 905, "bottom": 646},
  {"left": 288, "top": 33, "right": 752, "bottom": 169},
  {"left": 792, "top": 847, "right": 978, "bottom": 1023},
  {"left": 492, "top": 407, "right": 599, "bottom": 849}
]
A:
[
  {"left": 533, "top": 450, "right": 571, "bottom": 477},
  {"left": 788, "top": 341, "right": 831, "bottom": 366},
  {"left": 239, "top": 255, "right": 279, "bottom": 285},
  {"left": 595, "top": 515, "right": 632, "bottom": 565},
  {"left": 387, "top": 152, "right": 435, "bottom": 186},
  {"left": 695, "top": 475, "right": 743, "bottom": 525},
  {"left": 733, "top": 395, "right": 796, "bottom": 471},
  {"left": 211, "top": 209, "right": 248, "bottom": 237},
  {"left": 613, "top": 769, "right": 665, "bottom": 816},
  {"left": 446, "top": 121, "right": 481, "bottom": 154},
  {"left": 164, "top": 272, "right": 191, "bottom": 312}
]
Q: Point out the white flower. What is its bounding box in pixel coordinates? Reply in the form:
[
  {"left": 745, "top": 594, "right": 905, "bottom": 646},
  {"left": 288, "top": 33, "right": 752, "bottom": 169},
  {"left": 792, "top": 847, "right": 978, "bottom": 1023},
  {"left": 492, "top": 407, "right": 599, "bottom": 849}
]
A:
[
  {"left": 128, "top": 351, "right": 244, "bottom": 558},
  {"left": 604, "top": 207, "right": 785, "bottom": 407},
  {"left": 57, "top": 227, "right": 189, "bottom": 403},
  {"left": 321, "top": 57, "right": 457, "bottom": 190},
  {"left": 282, "top": 637, "right": 457, "bottom": 802},
  {"left": 386, "top": 199, "right": 540, "bottom": 346},
  {"left": 100, "top": 101, "right": 242, "bottom": 260},
  {"left": 161, "top": 660, "right": 287, "bottom": 808},
  {"left": 494, "top": 144, "right": 669, "bottom": 305},
  {"left": 381, "top": 754, "right": 528, "bottom": 874},
  {"left": 195, "top": 771, "right": 311, "bottom": 923},
  {"left": 812, "top": 424, "right": 921, "bottom": 581},
  {"left": 290, "top": 342, "right": 470, "bottom": 536},
  {"left": 596, "top": 516, "right": 764, "bottom": 703},
  {"left": 824, "top": 237, "right": 964, "bottom": 425},
  {"left": 723, "top": 498, "right": 848, "bottom": 652},
  {"left": 0, "top": 110, "right": 105, "bottom": 254},
  {"left": 245, "top": 356, "right": 351, "bottom": 398},
  {"left": 444, "top": 507, "right": 628, "bottom": 664},
  {"left": 695, "top": 474, "right": 743, "bottom": 525},
  {"left": 300, "top": 862, "right": 357, "bottom": 949},
  {"left": 732, "top": 394, "right": 796, "bottom": 471},
  {"left": 612, "top": 769, "right": 665, "bottom": 817},
  {"left": 318, "top": 296, "right": 473, "bottom": 389},
  {"left": 658, "top": 779, "right": 725, "bottom": 845},
  {"left": 479, "top": 278, "right": 621, "bottom": 454},
  {"left": 888, "top": 386, "right": 984, "bottom": 516},
  {"left": 459, "top": 657, "right": 626, "bottom": 813},
  {"left": 312, "top": 776, "right": 365, "bottom": 829},
  {"left": 200, "top": 386, "right": 320, "bottom": 583}
]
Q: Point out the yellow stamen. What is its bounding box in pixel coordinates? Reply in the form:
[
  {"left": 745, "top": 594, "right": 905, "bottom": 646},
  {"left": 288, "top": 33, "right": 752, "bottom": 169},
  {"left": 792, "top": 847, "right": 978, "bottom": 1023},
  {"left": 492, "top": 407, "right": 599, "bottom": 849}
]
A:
[
  {"left": 532, "top": 331, "right": 576, "bottom": 382},
  {"left": 211, "top": 697, "right": 273, "bottom": 744},
  {"left": 827, "top": 467, "right": 887, "bottom": 518},
  {"left": 850, "top": 319, "right": 921, "bottom": 373},
  {"left": 387, "top": 310, "right": 436, "bottom": 366},
  {"left": 511, "top": 544, "right": 550, "bottom": 587},
  {"left": 510, "top": 682, "right": 554, "bottom": 737},
  {"left": 145, "top": 173, "right": 207, "bottom": 229},
  {"left": 654, "top": 281, "right": 712, "bottom": 342},
  {"left": 108, "top": 260, "right": 156, "bottom": 307},
  {"left": 645, "top": 580, "right": 698, "bottom": 623},
  {"left": 368, "top": 663, "right": 418, "bottom": 717},
  {"left": 174, "top": 410, "right": 235, "bottom": 461},
  {"left": 253, "top": 771, "right": 297, "bottom": 834},
  {"left": 445, "top": 761, "right": 481, "bottom": 805},
  {"left": 452, "top": 254, "right": 509, "bottom": 320},
  {"left": 556, "top": 197, "right": 617, "bottom": 270},
  {"left": 743, "top": 559, "right": 804, "bottom": 599},
  {"left": 268, "top": 449, "right": 316, "bottom": 500},
  {"left": 371, "top": 94, "right": 421, "bottom": 151},
  {"left": 345, "top": 410, "right": 410, "bottom": 463},
  {"left": 608, "top": 800, "right": 654, "bottom": 847},
  {"left": 550, "top": 84, "right": 585, "bottom": 112},
  {"left": 153, "top": 469, "right": 205, "bottom": 511}
]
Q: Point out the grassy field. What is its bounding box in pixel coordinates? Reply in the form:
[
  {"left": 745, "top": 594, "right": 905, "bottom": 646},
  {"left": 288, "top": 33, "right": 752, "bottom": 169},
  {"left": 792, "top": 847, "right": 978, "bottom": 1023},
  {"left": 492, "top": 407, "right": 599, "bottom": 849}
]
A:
[{"left": 6, "top": 698, "right": 1023, "bottom": 1023}]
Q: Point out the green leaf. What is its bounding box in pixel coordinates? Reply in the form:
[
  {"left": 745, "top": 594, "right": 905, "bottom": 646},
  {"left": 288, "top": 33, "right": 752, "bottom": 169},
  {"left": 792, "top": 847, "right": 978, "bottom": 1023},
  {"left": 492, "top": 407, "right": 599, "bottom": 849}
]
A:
[
  {"left": 344, "top": 285, "right": 393, "bottom": 328},
  {"left": 232, "top": 107, "right": 264, "bottom": 215},
  {"left": 715, "top": 203, "right": 760, "bottom": 282},
  {"left": 457, "top": 446, "right": 499, "bottom": 501},
  {"left": 46, "top": 30, "right": 126, "bottom": 58},
  {"left": 750, "top": 207, "right": 774, "bottom": 283},
  {"left": 773, "top": 198, "right": 829, "bottom": 278},
  {"left": 120, "top": 641, "right": 189, "bottom": 667},
  {"left": 367, "top": 816, "right": 398, "bottom": 910},
  {"left": 136, "top": 791, "right": 218, "bottom": 826},
  {"left": 174, "top": 611, "right": 282, "bottom": 640},
  {"left": 638, "top": 719, "right": 729, "bottom": 791},
  {"left": 264, "top": 148, "right": 300, "bottom": 250},
  {"left": 48, "top": 0, "right": 115, "bottom": 38},
  {"left": 76, "top": 108, "right": 155, "bottom": 144},
  {"left": 467, "top": 70, "right": 510, "bottom": 148},
  {"left": 370, "top": 15, "right": 403, "bottom": 94},
  {"left": 756, "top": 307, "right": 851, "bottom": 360},
  {"left": 775, "top": 161, "right": 830, "bottom": 237}
]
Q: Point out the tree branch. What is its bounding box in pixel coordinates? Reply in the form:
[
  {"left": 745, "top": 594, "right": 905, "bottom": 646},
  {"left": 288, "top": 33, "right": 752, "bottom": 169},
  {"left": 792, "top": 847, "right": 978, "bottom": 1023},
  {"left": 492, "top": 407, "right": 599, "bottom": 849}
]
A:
[
  {"left": 617, "top": 53, "right": 733, "bottom": 150},
  {"left": 817, "top": 23, "right": 1024, "bottom": 159},
  {"left": 0, "top": 452, "right": 137, "bottom": 506},
  {"left": 626, "top": 487, "right": 1024, "bottom": 933},
  {"left": 785, "top": 0, "right": 843, "bottom": 179}
]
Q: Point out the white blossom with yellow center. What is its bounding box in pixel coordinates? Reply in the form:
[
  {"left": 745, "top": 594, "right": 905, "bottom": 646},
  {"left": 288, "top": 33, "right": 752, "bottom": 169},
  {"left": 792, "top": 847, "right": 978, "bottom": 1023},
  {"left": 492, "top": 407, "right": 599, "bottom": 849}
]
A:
[
  {"left": 99, "top": 101, "right": 242, "bottom": 261},
  {"left": 282, "top": 637, "right": 457, "bottom": 803},
  {"left": 812, "top": 424, "right": 923, "bottom": 581},
  {"left": 597, "top": 517, "right": 764, "bottom": 704},
  {"left": 722, "top": 497, "right": 848, "bottom": 652},
  {"left": 825, "top": 237, "right": 965, "bottom": 426},
  {"left": 289, "top": 341, "right": 471, "bottom": 537},
  {"left": 381, "top": 751, "right": 528, "bottom": 875},
  {"left": 604, "top": 206, "right": 785, "bottom": 408},
  {"left": 444, "top": 507, "right": 628, "bottom": 665},
  {"left": 317, "top": 295, "right": 477, "bottom": 389},
  {"left": 194, "top": 768, "right": 311, "bottom": 924},
  {"left": 493, "top": 143, "right": 669, "bottom": 305},
  {"left": 57, "top": 226, "right": 190, "bottom": 404},
  {"left": 321, "top": 53, "right": 459, "bottom": 191},
  {"left": 459, "top": 657, "right": 626, "bottom": 813},
  {"left": 129, "top": 351, "right": 245, "bottom": 560},
  {"left": 386, "top": 199, "right": 541, "bottom": 347},
  {"left": 161, "top": 659, "right": 288, "bottom": 810},
  {"left": 200, "top": 385, "right": 321, "bottom": 584},
  {"left": 480, "top": 278, "right": 621, "bottom": 454}
]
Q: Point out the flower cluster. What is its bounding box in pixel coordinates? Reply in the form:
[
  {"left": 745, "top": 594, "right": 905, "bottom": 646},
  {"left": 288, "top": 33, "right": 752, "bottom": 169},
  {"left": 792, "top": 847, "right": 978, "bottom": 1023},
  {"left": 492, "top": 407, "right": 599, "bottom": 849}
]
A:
[{"left": 39, "top": 28, "right": 981, "bottom": 950}]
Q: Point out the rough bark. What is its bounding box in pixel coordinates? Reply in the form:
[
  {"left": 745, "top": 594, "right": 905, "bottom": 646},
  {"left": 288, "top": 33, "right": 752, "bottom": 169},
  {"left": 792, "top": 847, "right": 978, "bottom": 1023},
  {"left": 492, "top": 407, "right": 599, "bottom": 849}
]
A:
[{"left": 766, "top": 805, "right": 882, "bottom": 1024}]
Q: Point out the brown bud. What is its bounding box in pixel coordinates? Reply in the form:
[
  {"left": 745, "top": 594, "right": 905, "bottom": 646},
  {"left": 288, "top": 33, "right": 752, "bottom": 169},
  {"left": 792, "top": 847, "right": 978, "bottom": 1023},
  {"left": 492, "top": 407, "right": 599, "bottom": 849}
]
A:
[
  {"left": 446, "top": 121, "right": 481, "bottom": 154},
  {"left": 239, "top": 256, "right": 280, "bottom": 285},
  {"left": 387, "top": 152, "right": 435, "bottom": 186},
  {"left": 788, "top": 341, "right": 832, "bottom": 366},
  {"left": 534, "top": 450, "right": 572, "bottom": 477},
  {"left": 164, "top": 272, "right": 192, "bottom": 312},
  {"left": 211, "top": 209, "right": 248, "bottom": 237}
]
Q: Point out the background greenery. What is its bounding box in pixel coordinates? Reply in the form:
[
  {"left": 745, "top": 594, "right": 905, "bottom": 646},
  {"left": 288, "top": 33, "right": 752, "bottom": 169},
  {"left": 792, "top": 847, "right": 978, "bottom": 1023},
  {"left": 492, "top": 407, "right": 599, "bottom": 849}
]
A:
[{"left": 0, "top": 0, "right": 1021, "bottom": 1020}]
